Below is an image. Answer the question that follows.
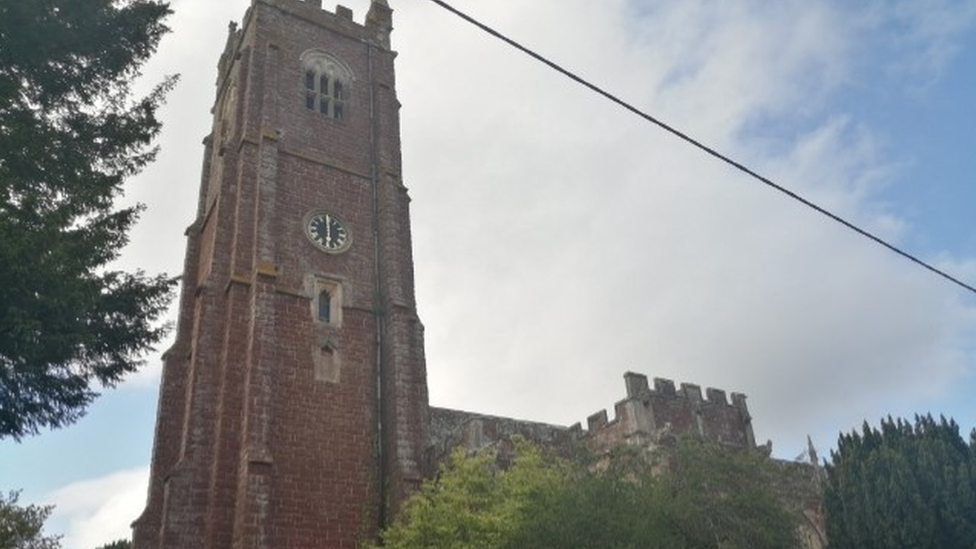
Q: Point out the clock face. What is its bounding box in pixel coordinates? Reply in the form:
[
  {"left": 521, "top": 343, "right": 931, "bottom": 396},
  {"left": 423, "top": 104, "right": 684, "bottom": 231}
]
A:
[{"left": 305, "top": 210, "right": 351, "bottom": 253}]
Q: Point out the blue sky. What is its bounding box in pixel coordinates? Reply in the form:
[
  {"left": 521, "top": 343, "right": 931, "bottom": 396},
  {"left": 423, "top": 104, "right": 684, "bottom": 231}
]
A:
[
  {"left": 2, "top": 0, "right": 975, "bottom": 546},
  {"left": 851, "top": 26, "right": 976, "bottom": 257}
]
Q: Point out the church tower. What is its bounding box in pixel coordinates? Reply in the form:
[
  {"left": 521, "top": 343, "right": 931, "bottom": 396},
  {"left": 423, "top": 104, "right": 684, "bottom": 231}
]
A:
[{"left": 133, "top": 1, "right": 430, "bottom": 547}]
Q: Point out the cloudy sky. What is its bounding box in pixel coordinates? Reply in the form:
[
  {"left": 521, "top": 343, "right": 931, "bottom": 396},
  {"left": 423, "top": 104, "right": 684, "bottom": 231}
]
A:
[{"left": 2, "top": 0, "right": 975, "bottom": 546}]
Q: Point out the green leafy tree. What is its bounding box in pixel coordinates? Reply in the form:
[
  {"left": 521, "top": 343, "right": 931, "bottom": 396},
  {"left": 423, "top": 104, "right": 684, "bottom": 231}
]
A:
[
  {"left": 377, "top": 437, "right": 799, "bottom": 549},
  {"left": 0, "top": 0, "right": 177, "bottom": 439},
  {"left": 824, "top": 415, "right": 976, "bottom": 549},
  {"left": 378, "top": 441, "right": 566, "bottom": 549},
  {"left": 0, "top": 491, "right": 60, "bottom": 549}
]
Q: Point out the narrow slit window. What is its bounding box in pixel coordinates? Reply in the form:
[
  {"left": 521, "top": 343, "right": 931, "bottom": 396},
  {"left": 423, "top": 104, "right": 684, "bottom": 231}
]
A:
[
  {"left": 310, "top": 278, "right": 343, "bottom": 326},
  {"left": 318, "top": 290, "right": 331, "bottom": 322},
  {"left": 305, "top": 70, "right": 315, "bottom": 90}
]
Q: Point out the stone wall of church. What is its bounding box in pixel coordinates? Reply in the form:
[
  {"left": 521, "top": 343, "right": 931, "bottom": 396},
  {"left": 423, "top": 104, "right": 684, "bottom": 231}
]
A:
[
  {"left": 427, "top": 372, "right": 824, "bottom": 548},
  {"left": 427, "top": 372, "right": 758, "bottom": 464}
]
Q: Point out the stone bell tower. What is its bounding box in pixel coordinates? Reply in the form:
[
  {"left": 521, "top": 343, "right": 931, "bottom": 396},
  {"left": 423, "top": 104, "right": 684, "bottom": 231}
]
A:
[{"left": 133, "top": 1, "right": 429, "bottom": 547}]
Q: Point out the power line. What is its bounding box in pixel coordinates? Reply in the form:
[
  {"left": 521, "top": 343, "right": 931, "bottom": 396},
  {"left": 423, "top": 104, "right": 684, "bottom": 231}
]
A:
[{"left": 425, "top": 0, "right": 976, "bottom": 297}]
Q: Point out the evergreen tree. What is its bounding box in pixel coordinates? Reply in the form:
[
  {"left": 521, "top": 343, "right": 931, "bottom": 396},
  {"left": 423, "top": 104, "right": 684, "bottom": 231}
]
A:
[
  {"left": 824, "top": 415, "right": 976, "bottom": 549},
  {"left": 0, "top": 0, "right": 177, "bottom": 439},
  {"left": 94, "top": 540, "right": 131, "bottom": 549}
]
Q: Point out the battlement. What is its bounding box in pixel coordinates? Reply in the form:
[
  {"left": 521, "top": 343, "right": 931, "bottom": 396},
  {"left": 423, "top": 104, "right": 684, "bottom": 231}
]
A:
[
  {"left": 220, "top": 0, "right": 394, "bottom": 66},
  {"left": 625, "top": 372, "right": 750, "bottom": 409},
  {"left": 253, "top": 0, "right": 393, "bottom": 40},
  {"left": 578, "top": 372, "right": 756, "bottom": 452},
  {"left": 426, "top": 372, "right": 757, "bottom": 467},
  {"left": 426, "top": 372, "right": 757, "bottom": 471}
]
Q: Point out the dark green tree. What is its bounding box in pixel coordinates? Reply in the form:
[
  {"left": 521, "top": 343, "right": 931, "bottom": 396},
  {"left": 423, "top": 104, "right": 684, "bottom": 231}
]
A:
[
  {"left": 508, "top": 437, "right": 798, "bottom": 549},
  {"left": 824, "top": 415, "right": 976, "bottom": 549},
  {"left": 95, "top": 540, "right": 131, "bottom": 549},
  {"left": 501, "top": 455, "right": 676, "bottom": 549},
  {"left": 0, "top": 491, "right": 61, "bottom": 549},
  {"left": 0, "top": 0, "right": 177, "bottom": 439}
]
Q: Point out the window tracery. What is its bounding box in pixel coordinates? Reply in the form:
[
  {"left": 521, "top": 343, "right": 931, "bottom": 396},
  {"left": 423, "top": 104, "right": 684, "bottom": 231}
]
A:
[{"left": 300, "top": 50, "right": 352, "bottom": 119}]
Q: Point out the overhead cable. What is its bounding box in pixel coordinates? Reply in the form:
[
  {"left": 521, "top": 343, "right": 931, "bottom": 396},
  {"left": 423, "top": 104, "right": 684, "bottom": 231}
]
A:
[{"left": 425, "top": 0, "right": 976, "bottom": 296}]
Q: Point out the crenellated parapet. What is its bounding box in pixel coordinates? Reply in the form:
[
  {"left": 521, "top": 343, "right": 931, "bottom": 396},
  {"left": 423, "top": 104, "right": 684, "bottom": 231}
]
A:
[
  {"left": 576, "top": 372, "right": 756, "bottom": 454},
  {"left": 426, "top": 372, "right": 757, "bottom": 471},
  {"left": 244, "top": 0, "right": 394, "bottom": 47}
]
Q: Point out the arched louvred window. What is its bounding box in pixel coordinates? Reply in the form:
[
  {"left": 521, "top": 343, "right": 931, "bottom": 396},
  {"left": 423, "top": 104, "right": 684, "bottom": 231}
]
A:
[{"left": 300, "top": 50, "right": 352, "bottom": 119}]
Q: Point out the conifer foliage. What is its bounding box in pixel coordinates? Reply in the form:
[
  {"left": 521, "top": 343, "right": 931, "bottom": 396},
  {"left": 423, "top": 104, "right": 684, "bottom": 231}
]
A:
[
  {"left": 95, "top": 540, "right": 131, "bottom": 549},
  {"left": 824, "top": 415, "right": 976, "bottom": 549},
  {"left": 0, "top": 0, "right": 177, "bottom": 439}
]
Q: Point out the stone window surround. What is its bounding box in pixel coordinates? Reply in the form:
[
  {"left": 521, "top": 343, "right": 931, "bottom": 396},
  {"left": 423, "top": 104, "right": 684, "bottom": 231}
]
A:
[
  {"left": 300, "top": 49, "right": 353, "bottom": 119},
  {"left": 310, "top": 276, "right": 344, "bottom": 327}
]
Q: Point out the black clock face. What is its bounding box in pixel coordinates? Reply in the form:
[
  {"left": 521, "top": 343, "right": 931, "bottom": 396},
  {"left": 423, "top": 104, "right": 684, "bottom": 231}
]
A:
[{"left": 305, "top": 211, "right": 351, "bottom": 253}]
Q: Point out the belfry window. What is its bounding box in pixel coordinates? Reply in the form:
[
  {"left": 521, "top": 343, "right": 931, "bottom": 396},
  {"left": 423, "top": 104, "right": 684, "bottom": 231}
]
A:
[{"left": 301, "top": 50, "right": 352, "bottom": 120}]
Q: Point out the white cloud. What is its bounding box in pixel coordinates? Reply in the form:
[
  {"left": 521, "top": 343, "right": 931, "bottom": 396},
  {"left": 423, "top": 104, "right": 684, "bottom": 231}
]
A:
[
  {"left": 102, "top": 0, "right": 974, "bottom": 469},
  {"left": 44, "top": 468, "right": 149, "bottom": 549},
  {"left": 884, "top": 0, "right": 976, "bottom": 83},
  {"left": 112, "top": 0, "right": 256, "bottom": 391},
  {"left": 393, "top": 0, "right": 976, "bottom": 456}
]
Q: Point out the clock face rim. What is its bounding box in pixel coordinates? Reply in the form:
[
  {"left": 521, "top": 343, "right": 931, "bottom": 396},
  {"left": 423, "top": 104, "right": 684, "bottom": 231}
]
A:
[{"left": 304, "top": 209, "right": 352, "bottom": 254}]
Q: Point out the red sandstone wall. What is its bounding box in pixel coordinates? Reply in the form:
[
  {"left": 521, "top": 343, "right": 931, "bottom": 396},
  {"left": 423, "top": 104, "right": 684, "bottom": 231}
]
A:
[{"left": 135, "top": 2, "right": 428, "bottom": 547}]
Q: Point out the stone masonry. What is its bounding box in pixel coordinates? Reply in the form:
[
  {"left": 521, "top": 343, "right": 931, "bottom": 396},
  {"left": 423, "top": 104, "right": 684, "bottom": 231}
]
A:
[{"left": 134, "top": 2, "right": 428, "bottom": 548}]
